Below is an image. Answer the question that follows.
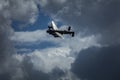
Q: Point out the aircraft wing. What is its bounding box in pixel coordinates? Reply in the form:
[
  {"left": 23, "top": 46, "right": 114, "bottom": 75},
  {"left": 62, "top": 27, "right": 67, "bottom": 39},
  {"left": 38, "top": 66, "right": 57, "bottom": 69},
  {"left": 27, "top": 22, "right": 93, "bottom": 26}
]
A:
[
  {"left": 55, "top": 32, "right": 64, "bottom": 39},
  {"left": 51, "top": 21, "right": 58, "bottom": 30}
]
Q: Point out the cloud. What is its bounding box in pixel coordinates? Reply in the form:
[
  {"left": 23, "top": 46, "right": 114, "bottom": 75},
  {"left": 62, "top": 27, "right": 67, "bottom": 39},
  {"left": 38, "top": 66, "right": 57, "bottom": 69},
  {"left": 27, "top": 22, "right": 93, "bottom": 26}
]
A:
[
  {"left": 72, "top": 45, "right": 120, "bottom": 80},
  {"left": 14, "top": 53, "right": 80, "bottom": 80},
  {"left": 39, "top": 0, "right": 120, "bottom": 45},
  {"left": 0, "top": 0, "right": 78, "bottom": 79},
  {"left": 11, "top": 26, "right": 99, "bottom": 80},
  {"left": 11, "top": 28, "right": 100, "bottom": 52},
  {"left": 0, "top": 0, "right": 42, "bottom": 80},
  {"left": 0, "top": 0, "right": 103, "bottom": 79},
  {"left": 2, "top": 0, "right": 117, "bottom": 80},
  {"left": 0, "top": 0, "right": 38, "bottom": 23},
  {"left": 20, "top": 56, "right": 50, "bottom": 80},
  {"left": 0, "top": 24, "right": 26, "bottom": 80},
  {"left": 11, "top": 30, "right": 48, "bottom": 42},
  {"left": 23, "top": 47, "right": 74, "bottom": 73}
]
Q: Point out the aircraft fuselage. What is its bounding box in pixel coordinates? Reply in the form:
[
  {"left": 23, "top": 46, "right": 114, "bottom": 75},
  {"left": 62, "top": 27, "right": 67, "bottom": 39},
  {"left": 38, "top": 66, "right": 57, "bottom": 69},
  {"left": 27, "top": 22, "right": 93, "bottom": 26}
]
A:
[{"left": 46, "top": 30, "right": 74, "bottom": 37}]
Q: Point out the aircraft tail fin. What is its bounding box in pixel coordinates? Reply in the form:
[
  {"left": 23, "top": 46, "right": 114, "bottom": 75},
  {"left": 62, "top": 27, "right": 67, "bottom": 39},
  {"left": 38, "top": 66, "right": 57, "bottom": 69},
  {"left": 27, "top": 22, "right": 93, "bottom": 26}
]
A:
[
  {"left": 68, "top": 26, "right": 71, "bottom": 31},
  {"left": 71, "top": 32, "right": 74, "bottom": 37}
]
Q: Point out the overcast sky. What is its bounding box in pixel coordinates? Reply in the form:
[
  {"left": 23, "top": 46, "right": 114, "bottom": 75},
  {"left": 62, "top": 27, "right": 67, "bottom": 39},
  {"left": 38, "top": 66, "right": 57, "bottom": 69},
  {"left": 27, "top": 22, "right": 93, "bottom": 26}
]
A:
[{"left": 0, "top": 0, "right": 120, "bottom": 80}]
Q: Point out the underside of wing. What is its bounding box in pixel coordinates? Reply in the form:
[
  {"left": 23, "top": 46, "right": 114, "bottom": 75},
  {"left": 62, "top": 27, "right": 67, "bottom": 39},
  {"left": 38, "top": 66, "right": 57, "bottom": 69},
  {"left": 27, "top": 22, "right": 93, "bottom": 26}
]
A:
[
  {"left": 51, "top": 21, "right": 58, "bottom": 30},
  {"left": 55, "top": 32, "right": 64, "bottom": 39}
]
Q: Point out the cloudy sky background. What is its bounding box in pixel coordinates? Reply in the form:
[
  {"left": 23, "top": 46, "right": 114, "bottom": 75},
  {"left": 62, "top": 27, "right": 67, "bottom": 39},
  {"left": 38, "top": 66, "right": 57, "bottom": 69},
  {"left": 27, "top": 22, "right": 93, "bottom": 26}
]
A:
[{"left": 0, "top": 0, "right": 120, "bottom": 80}]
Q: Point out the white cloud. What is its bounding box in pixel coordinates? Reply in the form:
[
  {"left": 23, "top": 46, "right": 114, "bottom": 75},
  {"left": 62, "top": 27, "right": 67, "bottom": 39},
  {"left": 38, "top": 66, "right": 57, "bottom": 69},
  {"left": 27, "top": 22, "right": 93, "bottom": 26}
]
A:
[
  {"left": 12, "top": 28, "right": 100, "bottom": 52},
  {"left": 11, "top": 24, "right": 100, "bottom": 75},
  {"left": 26, "top": 47, "right": 74, "bottom": 73},
  {"left": 0, "top": 0, "right": 38, "bottom": 24},
  {"left": 11, "top": 30, "right": 48, "bottom": 42},
  {"left": 10, "top": 0, "right": 38, "bottom": 23},
  {"left": 12, "top": 27, "right": 100, "bottom": 74}
]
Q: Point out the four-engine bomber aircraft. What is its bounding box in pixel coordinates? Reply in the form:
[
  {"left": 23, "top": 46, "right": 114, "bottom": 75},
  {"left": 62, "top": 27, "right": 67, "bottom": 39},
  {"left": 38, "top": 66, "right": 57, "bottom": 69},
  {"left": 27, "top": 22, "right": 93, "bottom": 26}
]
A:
[{"left": 46, "top": 21, "right": 75, "bottom": 38}]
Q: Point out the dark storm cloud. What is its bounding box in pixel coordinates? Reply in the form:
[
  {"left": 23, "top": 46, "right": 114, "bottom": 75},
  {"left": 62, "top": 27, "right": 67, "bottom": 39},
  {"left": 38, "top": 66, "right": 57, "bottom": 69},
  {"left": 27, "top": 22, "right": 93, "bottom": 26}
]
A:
[
  {"left": 0, "top": 21, "right": 18, "bottom": 80},
  {"left": 0, "top": 27, "right": 25, "bottom": 79},
  {"left": 0, "top": 0, "right": 40, "bottom": 80},
  {"left": 40, "top": 0, "right": 120, "bottom": 45},
  {"left": 0, "top": 73, "right": 10, "bottom": 80},
  {"left": 72, "top": 45, "right": 120, "bottom": 80}
]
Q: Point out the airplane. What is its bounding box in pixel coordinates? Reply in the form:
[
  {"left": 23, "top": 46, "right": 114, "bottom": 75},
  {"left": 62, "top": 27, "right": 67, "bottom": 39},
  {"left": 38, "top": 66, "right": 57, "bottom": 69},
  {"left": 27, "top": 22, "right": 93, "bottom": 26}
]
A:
[{"left": 46, "top": 21, "right": 75, "bottom": 38}]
